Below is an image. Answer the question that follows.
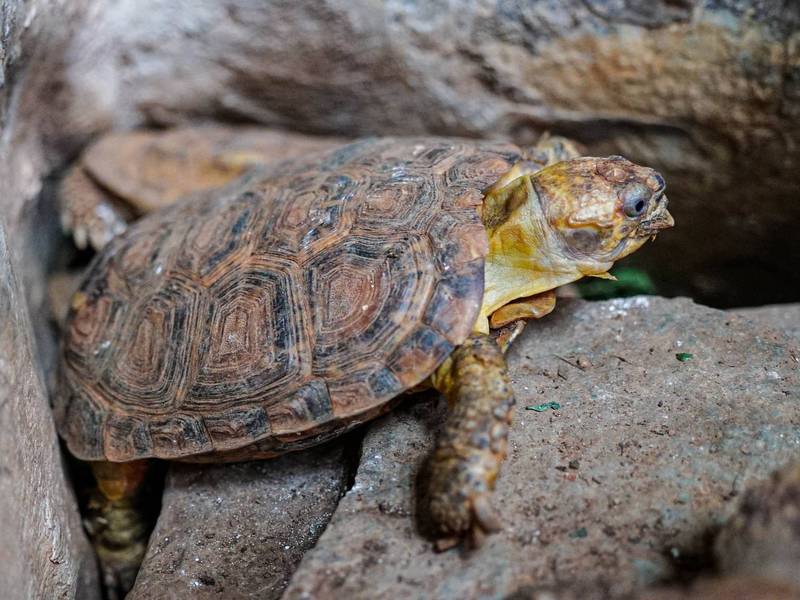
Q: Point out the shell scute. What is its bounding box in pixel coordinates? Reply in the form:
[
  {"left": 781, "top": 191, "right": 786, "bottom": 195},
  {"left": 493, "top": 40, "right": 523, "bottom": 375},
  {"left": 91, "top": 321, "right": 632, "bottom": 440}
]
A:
[{"left": 57, "top": 137, "right": 517, "bottom": 461}]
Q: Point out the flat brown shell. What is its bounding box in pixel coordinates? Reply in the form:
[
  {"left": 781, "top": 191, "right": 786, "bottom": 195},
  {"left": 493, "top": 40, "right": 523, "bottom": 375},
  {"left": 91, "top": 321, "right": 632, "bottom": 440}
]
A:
[{"left": 55, "top": 137, "right": 522, "bottom": 462}]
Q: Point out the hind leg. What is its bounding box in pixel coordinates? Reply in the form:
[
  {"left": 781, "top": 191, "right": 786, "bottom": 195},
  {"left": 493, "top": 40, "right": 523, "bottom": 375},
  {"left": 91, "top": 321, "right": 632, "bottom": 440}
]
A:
[
  {"left": 85, "top": 460, "right": 153, "bottom": 599},
  {"left": 528, "top": 133, "right": 583, "bottom": 166},
  {"left": 59, "top": 167, "right": 134, "bottom": 251}
]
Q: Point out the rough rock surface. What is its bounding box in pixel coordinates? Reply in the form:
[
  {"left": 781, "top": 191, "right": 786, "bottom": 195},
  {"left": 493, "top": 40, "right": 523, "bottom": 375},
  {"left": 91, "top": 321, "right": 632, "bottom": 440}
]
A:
[
  {"left": 128, "top": 441, "right": 353, "bottom": 600},
  {"left": 734, "top": 303, "right": 800, "bottom": 340},
  {"left": 6, "top": 1, "right": 800, "bottom": 307},
  {"left": 53, "top": 0, "right": 800, "bottom": 307},
  {"left": 642, "top": 462, "right": 800, "bottom": 599},
  {"left": 713, "top": 461, "right": 800, "bottom": 591},
  {"left": 0, "top": 226, "right": 100, "bottom": 599},
  {"left": 284, "top": 297, "right": 800, "bottom": 600}
]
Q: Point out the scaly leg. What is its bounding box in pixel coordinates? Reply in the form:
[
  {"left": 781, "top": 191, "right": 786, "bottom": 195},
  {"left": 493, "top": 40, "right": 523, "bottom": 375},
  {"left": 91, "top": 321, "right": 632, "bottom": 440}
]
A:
[
  {"left": 428, "top": 335, "right": 515, "bottom": 549},
  {"left": 59, "top": 167, "right": 133, "bottom": 251},
  {"left": 85, "top": 460, "right": 152, "bottom": 599}
]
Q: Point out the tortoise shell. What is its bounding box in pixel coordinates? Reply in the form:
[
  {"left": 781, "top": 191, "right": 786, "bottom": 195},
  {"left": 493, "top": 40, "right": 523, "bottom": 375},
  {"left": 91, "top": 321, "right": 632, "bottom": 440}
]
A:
[{"left": 55, "top": 137, "right": 523, "bottom": 462}]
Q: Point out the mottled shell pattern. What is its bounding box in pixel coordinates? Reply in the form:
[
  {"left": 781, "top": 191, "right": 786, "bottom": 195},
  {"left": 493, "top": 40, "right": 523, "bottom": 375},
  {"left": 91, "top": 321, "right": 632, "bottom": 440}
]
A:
[{"left": 56, "top": 138, "right": 523, "bottom": 462}]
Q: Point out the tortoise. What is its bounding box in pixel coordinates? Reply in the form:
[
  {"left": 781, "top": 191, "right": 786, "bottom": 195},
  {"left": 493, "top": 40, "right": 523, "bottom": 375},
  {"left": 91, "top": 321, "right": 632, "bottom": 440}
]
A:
[
  {"left": 54, "top": 134, "right": 673, "bottom": 593},
  {"left": 59, "top": 125, "right": 344, "bottom": 251}
]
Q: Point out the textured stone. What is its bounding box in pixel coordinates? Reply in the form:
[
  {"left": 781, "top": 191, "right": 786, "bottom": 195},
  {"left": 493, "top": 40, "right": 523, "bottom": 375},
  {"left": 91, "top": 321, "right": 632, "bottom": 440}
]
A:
[
  {"left": 0, "top": 225, "right": 100, "bottom": 599},
  {"left": 284, "top": 297, "right": 800, "bottom": 600},
  {"left": 714, "top": 461, "right": 800, "bottom": 591},
  {"left": 638, "top": 460, "right": 800, "bottom": 599},
  {"left": 128, "top": 442, "right": 352, "bottom": 599},
  {"left": 5, "top": 1, "right": 800, "bottom": 308},
  {"left": 734, "top": 303, "right": 800, "bottom": 340},
  {"left": 52, "top": 0, "right": 800, "bottom": 307}
]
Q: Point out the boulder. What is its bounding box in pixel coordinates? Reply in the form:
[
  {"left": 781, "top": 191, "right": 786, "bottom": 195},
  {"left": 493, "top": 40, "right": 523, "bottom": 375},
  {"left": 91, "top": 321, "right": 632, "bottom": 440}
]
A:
[
  {"left": 55, "top": 0, "right": 800, "bottom": 307},
  {"left": 734, "top": 304, "right": 800, "bottom": 340},
  {"left": 128, "top": 442, "right": 353, "bottom": 599},
  {"left": 0, "top": 225, "right": 100, "bottom": 599},
  {"left": 284, "top": 297, "right": 800, "bottom": 599}
]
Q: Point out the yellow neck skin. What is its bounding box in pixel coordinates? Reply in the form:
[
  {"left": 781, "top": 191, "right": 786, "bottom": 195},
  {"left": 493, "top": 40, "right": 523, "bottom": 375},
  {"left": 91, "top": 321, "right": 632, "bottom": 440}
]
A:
[{"left": 474, "top": 174, "right": 611, "bottom": 334}]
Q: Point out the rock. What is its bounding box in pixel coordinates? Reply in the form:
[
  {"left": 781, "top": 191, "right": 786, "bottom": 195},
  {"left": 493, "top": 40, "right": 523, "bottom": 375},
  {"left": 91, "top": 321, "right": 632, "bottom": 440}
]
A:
[
  {"left": 284, "top": 297, "right": 800, "bottom": 600},
  {"left": 734, "top": 304, "right": 800, "bottom": 340},
  {"left": 638, "top": 461, "right": 800, "bottom": 599},
  {"left": 0, "top": 225, "right": 100, "bottom": 599},
  {"left": 54, "top": 0, "right": 800, "bottom": 307},
  {"left": 639, "top": 576, "right": 800, "bottom": 600},
  {"left": 714, "top": 462, "right": 800, "bottom": 591},
  {"left": 128, "top": 441, "right": 353, "bottom": 600}
]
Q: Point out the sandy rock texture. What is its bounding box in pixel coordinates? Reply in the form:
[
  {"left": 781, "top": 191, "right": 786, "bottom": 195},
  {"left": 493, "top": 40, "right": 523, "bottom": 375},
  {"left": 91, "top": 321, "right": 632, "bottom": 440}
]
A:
[
  {"left": 128, "top": 442, "right": 353, "bottom": 600},
  {"left": 54, "top": 0, "right": 800, "bottom": 307},
  {"left": 0, "top": 227, "right": 99, "bottom": 599},
  {"left": 1, "top": 3, "right": 100, "bottom": 599},
  {"left": 5, "top": 1, "right": 800, "bottom": 307},
  {"left": 642, "top": 462, "right": 800, "bottom": 600},
  {"left": 284, "top": 297, "right": 800, "bottom": 600},
  {"left": 735, "top": 303, "right": 800, "bottom": 340}
]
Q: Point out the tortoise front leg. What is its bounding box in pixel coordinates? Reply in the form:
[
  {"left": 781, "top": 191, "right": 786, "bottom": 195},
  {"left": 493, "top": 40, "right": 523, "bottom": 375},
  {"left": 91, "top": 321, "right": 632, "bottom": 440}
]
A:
[
  {"left": 428, "top": 334, "right": 515, "bottom": 549},
  {"left": 59, "top": 167, "right": 133, "bottom": 251},
  {"left": 86, "top": 460, "right": 153, "bottom": 598}
]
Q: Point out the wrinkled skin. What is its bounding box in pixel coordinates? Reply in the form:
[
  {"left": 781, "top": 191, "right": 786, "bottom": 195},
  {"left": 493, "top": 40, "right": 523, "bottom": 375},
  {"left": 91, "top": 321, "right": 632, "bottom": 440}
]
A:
[{"left": 477, "top": 153, "right": 673, "bottom": 331}]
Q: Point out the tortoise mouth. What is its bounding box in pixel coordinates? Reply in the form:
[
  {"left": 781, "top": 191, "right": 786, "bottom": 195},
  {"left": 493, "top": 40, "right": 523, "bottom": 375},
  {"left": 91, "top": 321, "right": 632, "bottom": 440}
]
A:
[{"left": 636, "top": 194, "right": 674, "bottom": 237}]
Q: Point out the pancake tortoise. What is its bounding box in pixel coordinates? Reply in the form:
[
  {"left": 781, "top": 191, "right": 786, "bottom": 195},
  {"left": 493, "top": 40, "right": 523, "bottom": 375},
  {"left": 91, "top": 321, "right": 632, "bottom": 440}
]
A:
[{"left": 55, "top": 135, "right": 673, "bottom": 593}]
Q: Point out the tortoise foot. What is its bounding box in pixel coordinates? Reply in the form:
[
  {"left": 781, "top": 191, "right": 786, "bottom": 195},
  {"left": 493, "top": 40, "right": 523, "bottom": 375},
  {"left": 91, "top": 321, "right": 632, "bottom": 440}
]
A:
[
  {"left": 59, "top": 166, "right": 131, "bottom": 251},
  {"left": 430, "top": 485, "right": 503, "bottom": 551},
  {"left": 85, "top": 460, "right": 153, "bottom": 598},
  {"left": 85, "top": 490, "right": 150, "bottom": 599}
]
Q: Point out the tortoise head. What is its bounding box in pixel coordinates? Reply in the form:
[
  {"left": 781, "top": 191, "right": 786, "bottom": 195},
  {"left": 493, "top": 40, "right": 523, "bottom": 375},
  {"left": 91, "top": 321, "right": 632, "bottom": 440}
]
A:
[{"left": 535, "top": 156, "right": 674, "bottom": 265}]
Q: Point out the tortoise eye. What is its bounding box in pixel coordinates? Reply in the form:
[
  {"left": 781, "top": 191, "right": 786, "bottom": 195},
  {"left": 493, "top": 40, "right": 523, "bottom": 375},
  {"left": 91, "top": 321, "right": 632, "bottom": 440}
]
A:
[{"left": 621, "top": 183, "right": 650, "bottom": 218}]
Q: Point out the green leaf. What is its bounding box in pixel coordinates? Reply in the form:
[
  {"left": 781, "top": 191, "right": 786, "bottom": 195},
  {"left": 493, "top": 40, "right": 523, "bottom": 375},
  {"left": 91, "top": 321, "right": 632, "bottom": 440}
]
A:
[
  {"left": 525, "top": 401, "right": 561, "bottom": 412},
  {"left": 569, "top": 527, "right": 588, "bottom": 539},
  {"left": 577, "top": 266, "right": 657, "bottom": 300}
]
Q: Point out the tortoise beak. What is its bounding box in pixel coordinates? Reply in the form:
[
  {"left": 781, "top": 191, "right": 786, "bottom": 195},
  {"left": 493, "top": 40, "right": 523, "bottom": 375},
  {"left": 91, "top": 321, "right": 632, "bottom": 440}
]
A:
[{"left": 638, "top": 195, "right": 674, "bottom": 235}]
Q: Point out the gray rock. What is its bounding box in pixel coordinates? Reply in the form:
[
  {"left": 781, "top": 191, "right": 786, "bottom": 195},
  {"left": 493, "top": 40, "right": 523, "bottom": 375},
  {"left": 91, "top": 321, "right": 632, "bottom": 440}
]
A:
[
  {"left": 734, "top": 304, "right": 800, "bottom": 340},
  {"left": 5, "top": 0, "right": 800, "bottom": 307},
  {"left": 55, "top": 0, "right": 800, "bottom": 307},
  {"left": 128, "top": 442, "right": 352, "bottom": 600},
  {"left": 0, "top": 224, "right": 100, "bottom": 599},
  {"left": 714, "top": 461, "right": 800, "bottom": 591},
  {"left": 284, "top": 297, "right": 800, "bottom": 600},
  {"left": 641, "top": 461, "right": 800, "bottom": 599}
]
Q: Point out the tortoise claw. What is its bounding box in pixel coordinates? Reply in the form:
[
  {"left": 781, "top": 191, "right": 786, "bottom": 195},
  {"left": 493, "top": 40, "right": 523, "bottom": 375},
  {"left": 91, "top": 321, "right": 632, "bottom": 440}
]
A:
[
  {"left": 59, "top": 166, "right": 131, "bottom": 251},
  {"left": 432, "top": 493, "right": 503, "bottom": 551},
  {"left": 472, "top": 493, "right": 502, "bottom": 534}
]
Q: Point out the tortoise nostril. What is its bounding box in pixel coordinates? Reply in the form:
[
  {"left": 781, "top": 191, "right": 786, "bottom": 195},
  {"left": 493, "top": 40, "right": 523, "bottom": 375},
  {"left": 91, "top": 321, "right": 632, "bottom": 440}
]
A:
[{"left": 647, "top": 172, "right": 666, "bottom": 192}]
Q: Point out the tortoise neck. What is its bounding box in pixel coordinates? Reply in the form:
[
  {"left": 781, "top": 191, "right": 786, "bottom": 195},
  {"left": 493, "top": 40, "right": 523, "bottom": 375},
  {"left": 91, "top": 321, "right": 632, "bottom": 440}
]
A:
[{"left": 473, "top": 171, "right": 582, "bottom": 334}]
